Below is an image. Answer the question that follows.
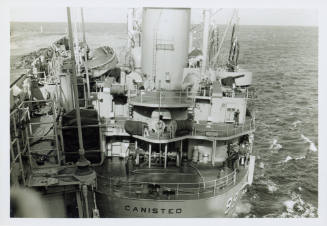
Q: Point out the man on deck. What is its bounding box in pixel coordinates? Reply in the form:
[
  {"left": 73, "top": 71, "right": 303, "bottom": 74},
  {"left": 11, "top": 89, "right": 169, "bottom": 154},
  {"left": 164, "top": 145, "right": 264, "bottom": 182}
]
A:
[{"left": 234, "top": 109, "right": 240, "bottom": 127}]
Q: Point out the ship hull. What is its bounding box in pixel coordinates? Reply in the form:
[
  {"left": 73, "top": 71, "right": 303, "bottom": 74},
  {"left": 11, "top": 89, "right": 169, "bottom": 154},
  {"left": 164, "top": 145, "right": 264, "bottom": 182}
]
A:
[{"left": 96, "top": 171, "right": 249, "bottom": 218}]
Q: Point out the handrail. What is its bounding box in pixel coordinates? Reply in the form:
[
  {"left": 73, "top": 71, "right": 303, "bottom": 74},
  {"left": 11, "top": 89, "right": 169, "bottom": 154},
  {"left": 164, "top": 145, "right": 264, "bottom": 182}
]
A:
[
  {"left": 136, "top": 118, "right": 255, "bottom": 140},
  {"left": 98, "top": 170, "right": 235, "bottom": 187},
  {"left": 129, "top": 88, "right": 252, "bottom": 105},
  {"left": 130, "top": 90, "right": 193, "bottom": 105},
  {"left": 193, "top": 118, "right": 255, "bottom": 136},
  {"left": 97, "top": 170, "right": 237, "bottom": 200},
  {"left": 10, "top": 107, "right": 29, "bottom": 186}
]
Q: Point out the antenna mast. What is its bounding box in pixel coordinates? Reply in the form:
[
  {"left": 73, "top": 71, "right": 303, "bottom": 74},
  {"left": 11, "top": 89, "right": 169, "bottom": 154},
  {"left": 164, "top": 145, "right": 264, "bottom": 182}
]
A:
[
  {"left": 67, "top": 7, "right": 89, "bottom": 166},
  {"left": 201, "top": 9, "right": 211, "bottom": 76},
  {"left": 80, "top": 8, "right": 91, "bottom": 100}
]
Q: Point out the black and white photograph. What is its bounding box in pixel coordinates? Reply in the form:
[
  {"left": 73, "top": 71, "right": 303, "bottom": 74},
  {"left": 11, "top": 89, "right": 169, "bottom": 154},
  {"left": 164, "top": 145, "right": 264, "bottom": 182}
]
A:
[{"left": 1, "top": 0, "right": 326, "bottom": 224}]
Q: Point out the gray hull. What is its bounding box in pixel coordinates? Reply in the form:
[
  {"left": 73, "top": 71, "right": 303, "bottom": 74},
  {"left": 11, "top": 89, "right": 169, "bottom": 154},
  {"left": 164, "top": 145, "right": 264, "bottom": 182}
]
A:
[{"left": 96, "top": 171, "right": 249, "bottom": 217}]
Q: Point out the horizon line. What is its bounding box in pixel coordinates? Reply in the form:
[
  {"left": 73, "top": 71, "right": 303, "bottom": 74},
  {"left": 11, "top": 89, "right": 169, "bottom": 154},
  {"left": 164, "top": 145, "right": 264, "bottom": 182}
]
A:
[{"left": 10, "top": 21, "right": 318, "bottom": 27}]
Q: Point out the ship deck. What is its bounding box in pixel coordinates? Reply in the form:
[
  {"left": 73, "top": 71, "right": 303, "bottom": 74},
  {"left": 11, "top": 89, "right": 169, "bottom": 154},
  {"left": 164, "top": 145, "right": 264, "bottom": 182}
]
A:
[
  {"left": 102, "top": 116, "right": 255, "bottom": 142},
  {"left": 97, "top": 158, "right": 234, "bottom": 183},
  {"left": 96, "top": 158, "right": 248, "bottom": 200}
]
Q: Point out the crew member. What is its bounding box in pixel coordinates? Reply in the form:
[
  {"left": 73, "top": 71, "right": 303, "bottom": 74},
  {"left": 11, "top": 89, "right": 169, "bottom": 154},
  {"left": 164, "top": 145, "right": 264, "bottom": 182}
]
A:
[{"left": 234, "top": 109, "right": 240, "bottom": 127}]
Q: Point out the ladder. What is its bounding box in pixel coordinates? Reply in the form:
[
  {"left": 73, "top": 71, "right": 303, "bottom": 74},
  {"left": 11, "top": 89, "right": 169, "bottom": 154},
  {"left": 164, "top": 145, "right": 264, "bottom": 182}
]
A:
[
  {"left": 10, "top": 107, "right": 29, "bottom": 186},
  {"left": 24, "top": 100, "right": 61, "bottom": 170}
]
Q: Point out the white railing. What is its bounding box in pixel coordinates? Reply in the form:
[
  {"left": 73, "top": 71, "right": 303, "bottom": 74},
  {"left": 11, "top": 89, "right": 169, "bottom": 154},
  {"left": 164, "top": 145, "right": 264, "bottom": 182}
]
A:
[
  {"left": 130, "top": 90, "right": 193, "bottom": 105},
  {"left": 133, "top": 117, "right": 255, "bottom": 140},
  {"left": 192, "top": 118, "right": 255, "bottom": 138},
  {"left": 128, "top": 87, "right": 252, "bottom": 106},
  {"left": 97, "top": 170, "right": 237, "bottom": 200}
]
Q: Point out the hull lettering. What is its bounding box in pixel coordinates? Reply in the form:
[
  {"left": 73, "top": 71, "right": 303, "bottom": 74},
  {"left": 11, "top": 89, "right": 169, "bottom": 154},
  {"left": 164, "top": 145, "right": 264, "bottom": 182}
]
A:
[{"left": 124, "top": 205, "right": 182, "bottom": 214}]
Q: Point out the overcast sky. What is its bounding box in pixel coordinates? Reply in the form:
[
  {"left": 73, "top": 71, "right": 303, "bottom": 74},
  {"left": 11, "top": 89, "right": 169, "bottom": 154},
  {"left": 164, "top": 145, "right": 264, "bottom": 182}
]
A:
[{"left": 10, "top": 8, "right": 318, "bottom": 26}]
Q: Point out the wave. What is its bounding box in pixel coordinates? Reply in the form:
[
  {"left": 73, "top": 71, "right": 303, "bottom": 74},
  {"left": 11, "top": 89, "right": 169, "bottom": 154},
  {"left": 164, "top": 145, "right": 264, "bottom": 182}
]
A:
[
  {"left": 289, "top": 120, "right": 302, "bottom": 130},
  {"left": 295, "top": 156, "right": 306, "bottom": 160},
  {"left": 279, "top": 155, "right": 306, "bottom": 164},
  {"left": 267, "top": 180, "right": 278, "bottom": 193},
  {"left": 270, "top": 138, "right": 283, "bottom": 151},
  {"left": 281, "top": 192, "right": 317, "bottom": 217},
  {"left": 301, "top": 134, "right": 318, "bottom": 152},
  {"left": 235, "top": 202, "right": 252, "bottom": 215},
  {"left": 301, "top": 134, "right": 311, "bottom": 143},
  {"left": 283, "top": 200, "right": 296, "bottom": 213},
  {"left": 282, "top": 156, "right": 293, "bottom": 163},
  {"left": 259, "top": 162, "right": 265, "bottom": 169},
  {"left": 292, "top": 120, "right": 302, "bottom": 127}
]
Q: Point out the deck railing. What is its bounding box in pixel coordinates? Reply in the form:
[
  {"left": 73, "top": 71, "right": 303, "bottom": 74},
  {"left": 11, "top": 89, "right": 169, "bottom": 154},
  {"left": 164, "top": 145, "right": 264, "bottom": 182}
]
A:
[
  {"left": 102, "top": 117, "right": 255, "bottom": 140},
  {"left": 10, "top": 106, "right": 30, "bottom": 185},
  {"left": 192, "top": 118, "right": 255, "bottom": 138},
  {"left": 97, "top": 170, "right": 237, "bottom": 200},
  {"left": 135, "top": 117, "right": 255, "bottom": 140},
  {"left": 128, "top": 87, "right": 253, "bottom": 105},
  {"left": 129, "top": 90, "right": 194, "bottom": 105}
]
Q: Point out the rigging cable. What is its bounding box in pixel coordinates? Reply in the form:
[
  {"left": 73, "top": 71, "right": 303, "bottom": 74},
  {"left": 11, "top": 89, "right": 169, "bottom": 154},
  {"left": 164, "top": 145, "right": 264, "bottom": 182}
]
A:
[{"left": 210, "top": 9, "right": 238, "bottom": 69}]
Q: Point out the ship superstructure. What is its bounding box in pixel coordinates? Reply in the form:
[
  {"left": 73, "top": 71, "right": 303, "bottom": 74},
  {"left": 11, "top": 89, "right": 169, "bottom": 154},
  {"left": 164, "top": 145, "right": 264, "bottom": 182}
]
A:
[{"left": 10, "top": 7, "right": 256, "bottom": 218}]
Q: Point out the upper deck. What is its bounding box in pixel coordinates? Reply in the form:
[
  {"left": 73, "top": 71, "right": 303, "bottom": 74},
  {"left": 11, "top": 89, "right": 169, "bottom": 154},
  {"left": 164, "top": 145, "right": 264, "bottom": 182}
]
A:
[
  {"left": 129, "top": 90, "right": 193, "bottom": 108},
  {"left": 102, "top": 116, "right": 255, "bottom": 143},
  {"left": 128, "top": 87, "right": 254, "bottom": 108},
  {"left": 96, "top": 159, "right": 249, "bottom": 200},
  {"left": 134, "top": 118, "right": 255, "bottom": 143}
]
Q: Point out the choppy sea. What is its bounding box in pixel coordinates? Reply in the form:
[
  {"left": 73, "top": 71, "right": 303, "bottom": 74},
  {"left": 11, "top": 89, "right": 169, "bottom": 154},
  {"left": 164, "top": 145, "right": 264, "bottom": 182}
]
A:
[
  {"left": 235, "top": 25, "right": 318, "bottom": 218},
  {"left": 11, "top": 22, "right": 318, "bottom": 218}
]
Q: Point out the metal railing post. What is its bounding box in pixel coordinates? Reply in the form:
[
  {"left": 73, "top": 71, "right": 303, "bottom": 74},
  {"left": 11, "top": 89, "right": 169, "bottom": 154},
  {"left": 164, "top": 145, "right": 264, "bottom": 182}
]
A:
[
  {"left": 233, "top": 171, "right": 236, "bottom": 185},
  {"left": 148, "top": 143, "right": 152, "bottom": 168},
  {"left": 52, "top": 101, "right": 61, "bottom": 165},
  {"left": 214, "top": 180, "right": 216, "bottom": 196},
  {"left": 16, "top": 141, "right": 26, "bottom": 185},
  {"left": 227, "top": 124, "right": 229, "bottom": 136},
  {"left": 10, "top": 141, "right": 15, "bottom": 166},
  {"left": 25, "top": 126, "right": 33, "bottom": 170},
  {"left": 12, "top": 112, "right": 26, "bottom": 185}
]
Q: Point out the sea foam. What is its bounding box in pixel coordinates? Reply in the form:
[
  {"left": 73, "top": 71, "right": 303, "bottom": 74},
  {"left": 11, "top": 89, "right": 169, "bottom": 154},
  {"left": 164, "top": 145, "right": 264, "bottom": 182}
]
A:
[
  {"left": 292, "top": 120, "right": 302, "bottom": 128},
  {"left": 283, "top": 156, "right": 293, "bottom": 163},
  {"left": 235, "top": 202, "right": 252, "bottom": 215},
  {"left": 270, "top": 138, "right": 282, "bottom": 151},
  {"left": 266, "top": 180, "right": 278, "bottom": 193},
  {"left": 301, "top": 134, "right": 317, "bottom": 152},
  {"left": 259, "top": 162, "right": 265, "bottom": 169},
  {"left": 281, "top": 193, "right": 317, "bottom": 217}
]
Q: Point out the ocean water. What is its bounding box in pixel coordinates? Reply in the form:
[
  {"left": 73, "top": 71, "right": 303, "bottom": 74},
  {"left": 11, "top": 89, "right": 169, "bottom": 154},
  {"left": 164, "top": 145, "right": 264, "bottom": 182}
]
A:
[
  {"left": 10, "top": 22, "right": 318, "bottom": 217},
  {"left": 235, "top": 25, "right": 318, "bottom": 218}
]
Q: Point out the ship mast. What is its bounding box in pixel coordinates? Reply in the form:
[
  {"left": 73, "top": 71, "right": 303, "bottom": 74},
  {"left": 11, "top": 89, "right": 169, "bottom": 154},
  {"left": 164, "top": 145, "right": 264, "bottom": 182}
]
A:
[
  {"left": 127, "top": 8, "right": 134, "bottom": 49},
  {"left": 210, "top": 9, "right": 238, "bottom": 69},
  {"left": 80, "top": 8, "right": 91, "bottom": 100},
  {"left": 66, "top": 7, "right": 89, "bottom": 167},
  {"left": 201, "top": 9, "right": 211, "bottom": 75}
]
